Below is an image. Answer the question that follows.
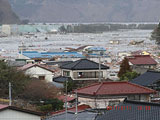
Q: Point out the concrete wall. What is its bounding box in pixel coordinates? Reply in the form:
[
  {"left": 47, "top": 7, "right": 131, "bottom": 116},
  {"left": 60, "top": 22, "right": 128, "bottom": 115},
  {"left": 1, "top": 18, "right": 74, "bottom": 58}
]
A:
[
  {"left": 78, "top": 94, "right": 151, "bottom": 109},
  {"left": 78, "top": 97, "right": 125, "bottom": 109}
]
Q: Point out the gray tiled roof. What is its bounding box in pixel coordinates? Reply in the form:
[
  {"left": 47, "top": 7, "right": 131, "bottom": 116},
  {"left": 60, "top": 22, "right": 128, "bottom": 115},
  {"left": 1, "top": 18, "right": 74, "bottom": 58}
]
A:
[
  {"left": 45, "top": 111, "right": 97, "bottom": 120},
  {"left": 130, "top": 71, "right": 160, "bottom": 86},
  {"left": 97, "top": 100, "right": 160, "bottom": 120},
  {"left": 60, "top": 59, "right": 109, "bottom": 70},
  {"left": 53, "top": 76, "right": 72, "bottom": 83},
  {"left": 7, "top": 60, "right": 26, "bottom": 67},
  {"left": 44, "top": 61, "right": 73, "bottom": 67}
]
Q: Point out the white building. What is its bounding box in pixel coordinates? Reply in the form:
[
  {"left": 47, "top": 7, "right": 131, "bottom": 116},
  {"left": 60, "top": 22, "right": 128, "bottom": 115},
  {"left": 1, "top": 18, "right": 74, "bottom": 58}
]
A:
[
  {"left": 1, "top": 24, "right": 11, "bottom": 35},
  {"left": 19, "top": 63, "right": 54, "bottom": 82},
  {"left": 0, "top": 105, "right": 42, "bottom": 120}
]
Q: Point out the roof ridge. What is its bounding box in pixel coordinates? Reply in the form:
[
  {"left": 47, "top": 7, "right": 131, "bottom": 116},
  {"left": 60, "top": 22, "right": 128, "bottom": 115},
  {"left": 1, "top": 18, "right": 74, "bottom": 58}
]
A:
[
  {"left": 147, "top": 70, "right": 160, "bottom": 73},
  {"left": 71, "top": 59, "right": 84, "bottom": 69},
  {"left": 125, "top": 99, "right": 160, "bottom": 106},
  {"left": 127, "top": 82, "right": 156, "bottom": 93},
  {"left": 94, "top": 82, "right": 103, "bottom": 95},
  {"left": 76, "top": 82, "right": 100, "bottom": 91}
]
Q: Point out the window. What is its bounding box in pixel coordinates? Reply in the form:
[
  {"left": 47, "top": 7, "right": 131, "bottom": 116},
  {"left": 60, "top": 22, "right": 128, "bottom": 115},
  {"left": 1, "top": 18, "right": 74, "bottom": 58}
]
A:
[
  {"left": 63, "top": 71, "right": 70, "bottom": 77},
  {"left": 39, "top": 76, "right": 45, "bottom": 80},
  {"left": 78, "top": 72, "right": 83, "bottom": 78}
]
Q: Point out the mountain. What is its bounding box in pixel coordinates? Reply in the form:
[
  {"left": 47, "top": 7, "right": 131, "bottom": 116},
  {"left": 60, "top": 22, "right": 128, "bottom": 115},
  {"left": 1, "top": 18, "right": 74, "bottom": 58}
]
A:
[
  {"left": 8, "top": 0, "right": 160, "bottom": 23},
  {"left": 0, "top": 0, "right": 21, "bottom": 24}
]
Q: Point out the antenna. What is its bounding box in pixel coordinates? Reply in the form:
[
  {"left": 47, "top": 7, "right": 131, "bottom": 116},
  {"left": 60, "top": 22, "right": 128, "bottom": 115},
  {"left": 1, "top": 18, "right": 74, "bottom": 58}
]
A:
[{"left": 9, "top": 82, "right": 12, "bottom": 106}]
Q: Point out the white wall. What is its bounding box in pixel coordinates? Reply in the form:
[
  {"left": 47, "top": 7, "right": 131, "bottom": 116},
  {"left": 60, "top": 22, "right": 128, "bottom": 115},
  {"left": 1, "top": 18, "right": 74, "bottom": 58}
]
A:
[
  {"left": 25, "top": 66, "right": 53, "bottom": 82},
  {"left": 0, "top": 109, "right": 41, "bottom": 120},
  {"left": 62, "top": 69, "right": 108, "bottom": 80},
  {"left": 78, "top": 97, "right": 125, "bottom": 109},
  {"left": 1, "top": 25, "right": 11, "bottom": 35}
]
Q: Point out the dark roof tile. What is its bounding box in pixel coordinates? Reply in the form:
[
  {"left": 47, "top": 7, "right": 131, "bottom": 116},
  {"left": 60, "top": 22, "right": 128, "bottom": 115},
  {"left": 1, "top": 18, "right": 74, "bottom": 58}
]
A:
[
  {"left": 130, "top": 71, "right": 160, "bottom": 86},
  {"left": 60, "top": 59, "right": 109, "bottom": 70},
  {"left": 97, "top": 100, "right": 160, "bottom": 120}
]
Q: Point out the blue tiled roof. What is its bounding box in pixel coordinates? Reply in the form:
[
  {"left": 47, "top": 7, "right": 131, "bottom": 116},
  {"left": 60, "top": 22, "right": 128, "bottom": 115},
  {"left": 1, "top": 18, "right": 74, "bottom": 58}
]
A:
[{"left": 21, "top": 51, "right": 84, "bottom": 59}]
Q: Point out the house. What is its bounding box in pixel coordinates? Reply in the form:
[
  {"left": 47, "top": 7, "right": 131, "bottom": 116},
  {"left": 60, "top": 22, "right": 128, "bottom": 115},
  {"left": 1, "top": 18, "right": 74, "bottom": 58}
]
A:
[
  {"left": 0, "top": 105, "right": 43, "bottom": 120},
  {"left": 97, "top": 99, "right": 160, "bottom": 120},
  {"left": 130, "top": 70, "right": 160, "bottom": 91},
  {"left": 60, "top": 59, "right": 109, "bottom": 81},
  {"left": 45, "top": 104, "right": 96, "bottom": 120},
  {"left": 19, "top": 63, "right": 55, "bottom": 82},
  {"left": 127, "top": 55, "right": 157, "bottom": 74},
  {"left": 75, "top": 82, "right": 156, "bottom": 109},
  {"left": 83, "top": 46, "right": 106, "bottom": 56}
]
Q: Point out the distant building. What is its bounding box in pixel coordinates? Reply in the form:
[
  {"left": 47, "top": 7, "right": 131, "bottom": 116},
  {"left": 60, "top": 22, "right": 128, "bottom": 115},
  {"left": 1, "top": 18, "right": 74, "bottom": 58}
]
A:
[
  {"left": 75, "top": 82, "right": 156, "bottom": 109},
  {"left": 109, "top": 40, "right": 120, "bottom": 44},
  {"left": 1, "top": 25, "right": 11, "bottom": 35},
  {"left": 18, "top": 51, "right": 84, "bottom": 62},
  {"left": 83, "top": 46, "right": 106, "bottom": 56},
  {"left": 127, "top": 55, "right": 157, "bottom": 74}
]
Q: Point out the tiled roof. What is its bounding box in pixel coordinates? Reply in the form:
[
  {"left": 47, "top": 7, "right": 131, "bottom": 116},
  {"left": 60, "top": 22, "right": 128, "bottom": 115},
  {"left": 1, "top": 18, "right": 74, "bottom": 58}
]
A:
[
  {"left": 97, "top": 100, "right": 160, "bottom": 120},
  {"left": 0, "top": 104, "right": 8, "bottom": 109},
  {"left": 127, "top": 55, "right": 157, "bottom": 65},
  {"left": 53, "top": 76, "right": 72, "bottom": 83},
  {"left": 76, "top": 82, "right": 156, "bottom": 96},
  {"left": 46, "top": 110, "right": 97, "bottom": 120},
  {"left": 19, "top": 63, "right": 55, "bottom": 72},
  {"left": 60, "top": 59, "right": 109, "bottom": 70},
  {"left": 22, "top": 51, "right": 84, "bottom": 59},
  {"left": 0, "top": 106, "right": 43, "bottom": 116},
  {"left": 130, "top": 71, "right": 160, "bottom": 86},
  {"left": 58, "top": 95, "right": 75, "bottom": 102}
]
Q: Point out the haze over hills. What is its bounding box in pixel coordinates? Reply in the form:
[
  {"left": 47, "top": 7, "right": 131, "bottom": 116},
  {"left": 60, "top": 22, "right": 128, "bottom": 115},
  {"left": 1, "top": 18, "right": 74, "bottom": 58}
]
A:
[
  {"left": 0, "top": 0, "right": 20, "bottom": 24},
  {"left": 7, "top": 0, "right": 160, "bottom": 23}
]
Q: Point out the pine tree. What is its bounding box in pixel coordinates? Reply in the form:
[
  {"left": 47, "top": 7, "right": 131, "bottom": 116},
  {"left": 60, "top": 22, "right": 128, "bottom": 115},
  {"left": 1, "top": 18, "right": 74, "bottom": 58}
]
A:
[{"left": 118, "top": 57, "right": 132, "bottom": 78}]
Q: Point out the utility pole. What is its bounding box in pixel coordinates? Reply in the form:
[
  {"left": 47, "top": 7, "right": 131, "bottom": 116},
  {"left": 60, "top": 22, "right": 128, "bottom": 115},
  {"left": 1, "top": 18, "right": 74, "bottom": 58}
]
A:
[
  {"left": 75, "top": 90, "right": 78, "bottom": 120},
  {"left": 65, "top": 80, "right": 68, "bottom": 120},
  {"left": 9, "top": 82, "right": 12, "bottom": 106},
  {"left": 98, "top": 56, "right": 101, "bottom": 83}
]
